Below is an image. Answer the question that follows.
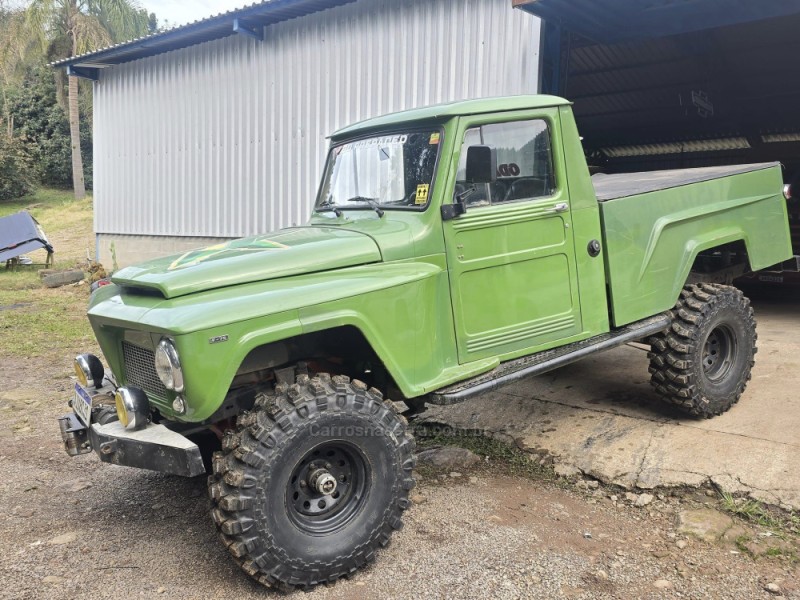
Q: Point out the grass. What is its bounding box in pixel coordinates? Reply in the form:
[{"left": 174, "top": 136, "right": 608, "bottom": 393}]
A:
[
  {"left": 719, "top": 489, "right": 800, "bottom": 555},
  {"left": 0, "top": 188, "right": 98, "bottom": 359},
  {"left": 413, "top": 423, "right": 558, "bottom": 481},
  {"left": 719, "top": 491, "right": 784, "bottom": 529}
]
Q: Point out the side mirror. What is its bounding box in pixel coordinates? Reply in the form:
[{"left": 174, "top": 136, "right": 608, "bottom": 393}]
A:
[
  {"left": 465, "top": 145, "right": 497, "bottom": 184},
  {"left": 441, "top": 201, "right": 466, "bottom": 221}
]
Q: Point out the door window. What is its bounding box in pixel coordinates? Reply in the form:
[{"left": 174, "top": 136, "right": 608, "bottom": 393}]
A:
[{"left": 455, "top": 120, "right": 555, "bottom": 206}]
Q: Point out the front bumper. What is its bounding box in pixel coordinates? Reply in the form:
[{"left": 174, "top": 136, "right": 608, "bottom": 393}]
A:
[{"left": 58, "top": 413, "right": 206, "bottom": 477}]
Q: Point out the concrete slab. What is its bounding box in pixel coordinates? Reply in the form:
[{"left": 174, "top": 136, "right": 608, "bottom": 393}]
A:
[{"left": 423, "top": 292, "right": 800, "bottom": 509}]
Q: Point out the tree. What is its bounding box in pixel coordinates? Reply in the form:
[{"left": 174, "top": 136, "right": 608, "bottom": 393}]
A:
[
  {"left": 0, "top": 134, "right": 35, "bottom": 200},
  {"left": 6, "top": 64, "right": 91, "bottom": 189},
  {"left": 25, "top": 0, "right": 150, "bottom": 199}
]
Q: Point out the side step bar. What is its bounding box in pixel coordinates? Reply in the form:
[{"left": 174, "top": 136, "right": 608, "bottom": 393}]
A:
[{"left": 429, "top": 313, "right": 672, "bottom": 405}]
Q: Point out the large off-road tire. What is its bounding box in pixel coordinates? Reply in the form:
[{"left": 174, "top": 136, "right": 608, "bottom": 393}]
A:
[
  {"left": 208, "top": 373, "right": 415, "bottom": 591},
  {"left": 648, "top": 283, "right": 757, "bottom": 418}
]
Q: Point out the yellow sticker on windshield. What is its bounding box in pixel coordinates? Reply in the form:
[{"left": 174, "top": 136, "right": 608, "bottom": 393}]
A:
[
  {"left": 415, "top": 184, "right": 430, "bottom": 205},
  {"left": 429, "top": 132, "right": 440, "bottom": 145}
]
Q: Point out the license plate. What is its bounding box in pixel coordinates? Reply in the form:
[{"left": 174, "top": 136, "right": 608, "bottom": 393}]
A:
[
  {"left": 73, "top": 383, "right": 93, "bottom": 426},
  {"left": 758, "top": 274, "right": 783, "bottom": 283}
]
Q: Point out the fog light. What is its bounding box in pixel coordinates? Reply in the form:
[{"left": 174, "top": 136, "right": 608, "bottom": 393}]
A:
[
  {"left": 74, "top": 354, "right": 104, "bottom": 388},
  {"left": 114, "top": 386, "right": 150, "bottom": 430},
  {"left": 172, "top": 396, "right": 187, "bottom": 415}
]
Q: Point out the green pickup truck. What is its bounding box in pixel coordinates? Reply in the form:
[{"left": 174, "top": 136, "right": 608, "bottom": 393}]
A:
[{"left": 59, "top": 95, "right": 793, "bottom": 591}]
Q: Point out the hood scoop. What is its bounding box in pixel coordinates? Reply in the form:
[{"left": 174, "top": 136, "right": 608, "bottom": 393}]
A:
[{"left": 111, "top": 227, "right": 381, "bottom": 299}]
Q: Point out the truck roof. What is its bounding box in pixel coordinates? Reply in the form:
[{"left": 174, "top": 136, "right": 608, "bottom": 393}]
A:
[{"left": 331, "top": 95, "right": 571, "bottom": 139}]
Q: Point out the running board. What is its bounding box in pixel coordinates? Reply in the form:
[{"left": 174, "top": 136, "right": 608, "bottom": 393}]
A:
[{"left": 429, "top": 313, "right": 672, "bottom": 405}]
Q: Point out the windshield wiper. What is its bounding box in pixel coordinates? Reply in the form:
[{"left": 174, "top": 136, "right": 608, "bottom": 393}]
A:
[
  {"left": 315, "top": 199, "right": 343, "bottom": 218},
  {"left": 343, "top": 196, "right": 384, "bottom": 218}
]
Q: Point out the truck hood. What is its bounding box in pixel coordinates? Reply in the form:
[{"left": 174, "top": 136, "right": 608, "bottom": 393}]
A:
[{"left": 111, "top": 227, "right": 382, "bottom": 298}]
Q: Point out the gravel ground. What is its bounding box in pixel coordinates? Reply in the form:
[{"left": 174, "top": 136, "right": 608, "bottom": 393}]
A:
[{"left": 1, "top": 357, "right": 797, "bottom": 600}]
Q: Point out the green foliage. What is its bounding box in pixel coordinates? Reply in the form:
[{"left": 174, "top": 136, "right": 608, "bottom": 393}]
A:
[
  {"left": 0, "top": 133, "right": 35, "bottom": 200},
  {"left": 720, "top": 491, "right": 780, "bottom": 528},
  {"left": 4, "top": 65, "right": 92, "bottom": 189},
  {"left": 1, "top": 0, "right": 156, "bottom": 196},
  {"left": 719, "top": 490, "right": 800, "bottom": 538}
]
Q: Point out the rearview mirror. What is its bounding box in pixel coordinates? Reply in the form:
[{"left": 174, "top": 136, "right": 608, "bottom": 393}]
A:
[{"left": 465, "top": 145, "right": 497, "bottom": 184}]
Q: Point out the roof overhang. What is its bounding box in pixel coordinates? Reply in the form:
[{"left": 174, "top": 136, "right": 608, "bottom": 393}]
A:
[
  {"left": 513, "top": 0, "right": 800, "bottom": 43},
  {"left": 52, "top": 0, "right": 356, "bottom": 70}
]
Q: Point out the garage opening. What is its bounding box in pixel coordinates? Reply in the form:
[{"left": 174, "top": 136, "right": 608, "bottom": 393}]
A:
[
  {"left": 547, "top": 14, "right": 800, "bottom": 180},
  {"left": 517, "top": 0, "right": 800, "bottom": 279}
]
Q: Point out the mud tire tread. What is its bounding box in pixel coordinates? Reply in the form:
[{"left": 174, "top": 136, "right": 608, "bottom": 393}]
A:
[
  {"left": 647, "top": 283, "right": 756, "bottom": 418},
  {"left": 207, "top": 372, "right": 415, "bottom": 591}
]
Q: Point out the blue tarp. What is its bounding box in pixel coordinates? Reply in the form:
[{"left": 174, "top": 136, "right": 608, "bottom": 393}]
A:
[{"left": 0, "top": 211, "right": 53, "bottom": 263}]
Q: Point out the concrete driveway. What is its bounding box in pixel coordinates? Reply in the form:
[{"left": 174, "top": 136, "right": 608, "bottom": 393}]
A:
[{"left": 424, "top": 288, "right": 800, "bottom": 509}]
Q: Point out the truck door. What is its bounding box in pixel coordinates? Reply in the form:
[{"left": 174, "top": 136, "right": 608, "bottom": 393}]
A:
[{"left": 442, "top": 110, "right": 583, "bottom": 363}]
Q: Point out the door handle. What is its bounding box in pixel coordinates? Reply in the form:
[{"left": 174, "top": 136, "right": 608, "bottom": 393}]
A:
[{"left": 553, "top": 202, "right": 569, "bottom": 213}]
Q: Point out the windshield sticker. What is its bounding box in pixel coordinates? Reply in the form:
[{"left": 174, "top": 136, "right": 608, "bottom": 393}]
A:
[
  {"left": 344, "top": 135, "right": 408, "bottom": 150},
  {"left": 429, "top": 132, "right": 440, "bottom": 145},
  {"left": 415, "top": 184, "right": 430, "bottom": 205}
]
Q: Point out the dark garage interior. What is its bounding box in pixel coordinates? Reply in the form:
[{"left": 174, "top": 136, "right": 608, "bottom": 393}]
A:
[{"left": 516, "top": 0, "right": 800, "bottom": 279}]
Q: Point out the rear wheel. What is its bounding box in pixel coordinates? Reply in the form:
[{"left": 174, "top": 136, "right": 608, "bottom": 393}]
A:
[
  {"left": 208, "top": 372, "right": 415, "bottom": 591},
  {"left": 648, "top": 283, "right": 756, "bottom": 418}
]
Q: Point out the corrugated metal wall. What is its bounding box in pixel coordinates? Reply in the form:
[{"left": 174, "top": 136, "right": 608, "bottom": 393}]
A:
[{"left": 93, "top": 0, "right": 540, "bottom": 238}]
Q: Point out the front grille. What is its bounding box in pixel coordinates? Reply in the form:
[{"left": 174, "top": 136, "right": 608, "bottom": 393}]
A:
[{"left": 122, "top": 341, "right": 169, "bottom": 399}]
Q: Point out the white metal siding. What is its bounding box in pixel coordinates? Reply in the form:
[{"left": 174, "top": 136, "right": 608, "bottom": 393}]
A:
[{"left": 93, "top": 0, "right": 540, "bottom": 238}]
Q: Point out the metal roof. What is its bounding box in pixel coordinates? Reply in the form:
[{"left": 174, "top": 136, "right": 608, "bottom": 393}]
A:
[
  {"left": 331, "top": 95, "right": 571, "bottom": 138},
  {"left": 51, "top": 0, "right": 355, "bottom": 69},
  {"left": 513, "top": 0, "right": 800, "bottom": 43}
]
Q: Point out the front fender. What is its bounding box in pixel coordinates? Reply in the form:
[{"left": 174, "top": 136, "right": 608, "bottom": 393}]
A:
[
  {"left": 177, "top": 258, "right": 456, "bottom": 421},
  {"left": 298, "top": 259, "right": 457, "bottom": 398}
]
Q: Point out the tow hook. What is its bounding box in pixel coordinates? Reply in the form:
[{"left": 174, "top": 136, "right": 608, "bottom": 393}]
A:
[{"left": 57, "top": 413, "right": 91, "bottom": 456}]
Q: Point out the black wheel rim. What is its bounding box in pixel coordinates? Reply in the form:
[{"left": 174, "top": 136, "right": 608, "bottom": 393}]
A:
[
  {"left": 285, "top": 441, "right": 370, "bottom": 535},
  {"left": 702, "top": 324, "right": 737, "bottom": 381}
]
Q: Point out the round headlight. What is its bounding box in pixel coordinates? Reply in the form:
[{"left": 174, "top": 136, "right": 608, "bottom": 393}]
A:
[
  {"left": 74, "top": 353, "right": 104, "bottom": 388},
  {"left": 155, "top": 338, "right": 184, "bottom": 393}
]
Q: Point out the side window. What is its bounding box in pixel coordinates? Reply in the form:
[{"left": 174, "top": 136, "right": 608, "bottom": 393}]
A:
[{"left": 455, "top": 119, "right": 556, "bottom": 206}]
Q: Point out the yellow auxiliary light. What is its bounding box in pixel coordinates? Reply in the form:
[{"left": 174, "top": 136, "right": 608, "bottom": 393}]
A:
[
  {"left": 114, "top": 390, "right": 129, "bottom": 428},
  {"left": 113, "top": 387, "right": 150, "bottom": 430},
  {"left": 74, "top": 354, "right": 105, "bottom": 389},
  {"left": 74, "top": 359, "right": 89, "bottom": 387}
]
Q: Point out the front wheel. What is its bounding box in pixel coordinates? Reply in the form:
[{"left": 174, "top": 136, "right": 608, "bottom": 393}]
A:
[
  {"left": 648, "top": 283, "right": 757, "bottom": 418},
  {"left": 208, "top": 373, "right": 415, "bottom": 591}
]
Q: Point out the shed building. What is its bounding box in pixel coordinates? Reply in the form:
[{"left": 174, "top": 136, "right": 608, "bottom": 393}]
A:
[
  {"left": 58, "top": 0, "right": 800, "bottom": 276},
  {"left": 55, "top": 0, "right": 542, "bottom": 267}
]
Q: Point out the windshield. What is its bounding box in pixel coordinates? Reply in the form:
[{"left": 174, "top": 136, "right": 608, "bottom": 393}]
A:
[{"left": 316, "top": 129, "right": 441, "bottom": 211}]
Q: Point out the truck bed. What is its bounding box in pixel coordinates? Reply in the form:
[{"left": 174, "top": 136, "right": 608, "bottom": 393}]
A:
[
  {"left": 592, "top": 163, "right": 779, "bottom": 202},
  {"left": 595, "top": 161, "right": 790, "bottom": 327}
]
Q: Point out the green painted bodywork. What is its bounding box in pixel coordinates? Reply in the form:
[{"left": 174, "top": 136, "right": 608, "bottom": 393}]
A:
[
  {"left": 86, "top": 95, "right": 793, "bottom": 423},
  {"left": 111, "top": 227, "right": 382, "bottom": 298},
  {"left": 599, "top": 165, "right": 791, "bottom": 326}
]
